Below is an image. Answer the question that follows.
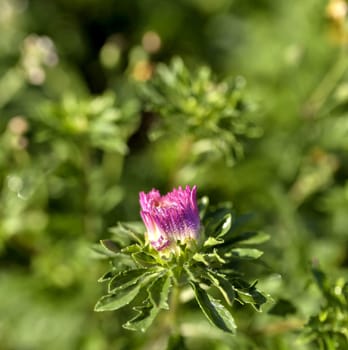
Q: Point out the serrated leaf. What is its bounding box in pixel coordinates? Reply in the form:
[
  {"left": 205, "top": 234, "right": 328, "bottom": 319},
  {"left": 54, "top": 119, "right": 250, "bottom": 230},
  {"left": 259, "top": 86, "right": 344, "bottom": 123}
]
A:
[
  {"left": 94, "top": 283, "right": 142, "bottom": 312},
  {"left": 123, "top": 304, "right": 160, "bottom": 332},
  {"left": 225, "top": 248, "right": 263, "bottom": 260},
  {"left": 108, "top": 268, "right": 149, "bottom": 293},
  {"left": 191, "top": 282, "right": 237, "bottom": 333},
  {"left": 148, "top": 273, "right": 172, "bottom": 310}
]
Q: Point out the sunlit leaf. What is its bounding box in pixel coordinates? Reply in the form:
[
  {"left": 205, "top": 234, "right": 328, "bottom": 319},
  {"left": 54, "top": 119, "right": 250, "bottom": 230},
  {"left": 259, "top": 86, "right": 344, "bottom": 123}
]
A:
[
  {"left": 94, "top": 283, "right": 142, "bottom": 312},
  {"left": 191, "top": 282, "right": 236, "bottom": 333}
]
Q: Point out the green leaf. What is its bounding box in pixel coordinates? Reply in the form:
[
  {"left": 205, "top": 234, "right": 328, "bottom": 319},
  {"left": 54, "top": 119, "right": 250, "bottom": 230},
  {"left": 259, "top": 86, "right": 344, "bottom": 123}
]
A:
[
  {"left": 98, "top": 270, "right": 114, "bottom": 283},
  {"left": 122, "top": 272, "right": 172, "bottom": 332},
  {"left": 109, "top": 222, "right": 144, "bottom": 247},
  {"left": 91, "top": 243, "right": 119, "bottom": 258},
  {"left": 203, "top": 236, "right": 224, "bottom": 248},
  {"left": 216, "top": 214, "right": 232, "bottom": 238},
  {"left": 100, "top": 239, "right": 120, "bottom": 254},
  {"left": 123, "top": 304, "right": 160, "bottom": 332},
  {"left": 121, "top": 244, "right": 143, "bottom": 254},
  {"left": 225, "top": 248, "right": 263, "bottom": 260},
  {"left": 148, "top": 272, "right": 172, "bottom": 310},
  {"left": 227, "top": 231, "right": 270, "bottom": 245},
  {"left": 94, "top": 283, "right": 142, "bottom": 312},
  {"left": 207, "top": 272, "right": 235, "bottom": 306},
  {"left": 204, "top": 208, "right": 232, "bottom": 238},
  {"left": 233, "top": 281, "right": 267, "bottom": 310},
  {"left": 108, "top": 268, "right": 149, "bottom": 293},
  {"left": 191, "top": 282, "right": 237, "bottom": 333},
  {"left": 132, "top": 251, "right": 158, "bottom": 267},
  {"left": 193, "top": 251, "right": 226, "bottom": 266},
  {"left": 192, "top": 253, "right": 209, "bottom": 266}
]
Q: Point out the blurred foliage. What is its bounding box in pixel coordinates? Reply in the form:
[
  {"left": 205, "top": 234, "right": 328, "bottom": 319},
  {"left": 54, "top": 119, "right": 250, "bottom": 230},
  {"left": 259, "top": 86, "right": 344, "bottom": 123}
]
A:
[
  {"left": 0, "top": 0, "right": 348, "bottom": 349},
  {"left": 301, "top": 265, "right": 348, "bottom": 349}
]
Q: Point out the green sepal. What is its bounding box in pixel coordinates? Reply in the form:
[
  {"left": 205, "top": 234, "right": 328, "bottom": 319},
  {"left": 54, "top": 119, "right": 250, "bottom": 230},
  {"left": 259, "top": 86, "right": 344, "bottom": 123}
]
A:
[{"left": 191, "top": 282, "right": 237, "bottom": 333}]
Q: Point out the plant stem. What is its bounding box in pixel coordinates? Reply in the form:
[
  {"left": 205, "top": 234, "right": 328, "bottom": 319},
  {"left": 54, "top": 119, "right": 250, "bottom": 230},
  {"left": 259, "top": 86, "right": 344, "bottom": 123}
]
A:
[{"left": 168, "top": 283, "right": 181, "bottom": 336}]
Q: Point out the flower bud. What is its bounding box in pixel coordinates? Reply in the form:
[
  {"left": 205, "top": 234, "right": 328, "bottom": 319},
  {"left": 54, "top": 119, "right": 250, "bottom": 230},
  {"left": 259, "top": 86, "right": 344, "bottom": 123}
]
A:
[{"left": 139, "top": 185, "right": 200, "bottom": 251}]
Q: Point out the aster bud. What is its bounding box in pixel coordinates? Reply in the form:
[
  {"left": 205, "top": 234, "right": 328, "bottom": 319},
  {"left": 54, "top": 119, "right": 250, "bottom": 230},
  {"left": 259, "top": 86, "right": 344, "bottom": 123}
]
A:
[{"left": 139, "top": 185, "right": 200, "bottom": 251}]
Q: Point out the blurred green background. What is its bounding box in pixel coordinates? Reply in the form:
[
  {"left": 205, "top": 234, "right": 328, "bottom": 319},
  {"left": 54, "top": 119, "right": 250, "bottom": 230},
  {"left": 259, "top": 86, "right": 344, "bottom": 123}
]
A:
[{"left": 1, "top": 0, "right": 348, "bottom": 349}]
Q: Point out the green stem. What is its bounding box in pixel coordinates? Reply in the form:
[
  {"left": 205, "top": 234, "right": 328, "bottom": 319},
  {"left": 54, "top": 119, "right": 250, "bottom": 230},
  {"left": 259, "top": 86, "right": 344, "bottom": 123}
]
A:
[{"left": 168, "top": 284, "right": 181, "bottom": 336}]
